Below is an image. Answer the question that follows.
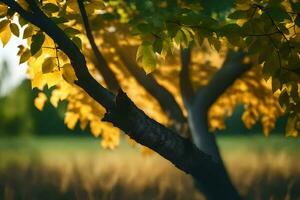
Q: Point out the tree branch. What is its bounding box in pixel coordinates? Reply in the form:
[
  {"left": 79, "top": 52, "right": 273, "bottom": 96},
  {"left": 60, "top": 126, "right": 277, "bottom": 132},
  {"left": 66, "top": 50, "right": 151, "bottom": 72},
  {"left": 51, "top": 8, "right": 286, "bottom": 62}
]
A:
[
  {"left": 102, "top": 90, "right": 240, "bottom": 200},
  {"left": 77, "top": 0, "right": 186, "bottom": 129},
  {"left": 180, "top": 47, "right": 194, "bottom": 108},
  {"left": 194, "top": 50, "right": 252, "bottom": 111},
  {"left": 77, "top": 0, "right": 120, "bottom": 92},
  {"left": 108, "top": 38, "right": 186, "bottom": 127}
]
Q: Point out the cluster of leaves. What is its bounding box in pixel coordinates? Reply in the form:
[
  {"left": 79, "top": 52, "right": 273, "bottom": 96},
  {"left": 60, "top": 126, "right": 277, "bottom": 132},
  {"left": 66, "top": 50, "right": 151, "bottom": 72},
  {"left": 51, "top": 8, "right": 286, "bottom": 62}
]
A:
[
  {"left": 115, "top": 0, "right": 300, "bottom": 136},
  {"left": 0, "top": 0, "right": 299, "bottom": 148},
  {"left": 0, "top": 0, "right": 124, "bottom": 149},
  {"left": 225, "top": 0, "right": 300, "bottom": 136}
]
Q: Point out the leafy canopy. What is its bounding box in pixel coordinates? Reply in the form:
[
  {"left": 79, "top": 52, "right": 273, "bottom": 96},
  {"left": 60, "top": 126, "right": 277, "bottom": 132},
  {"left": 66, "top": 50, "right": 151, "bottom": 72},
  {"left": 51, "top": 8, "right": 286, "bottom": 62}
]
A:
[{"left": 0, "top": 0, "right": 300, "bottom": 148}]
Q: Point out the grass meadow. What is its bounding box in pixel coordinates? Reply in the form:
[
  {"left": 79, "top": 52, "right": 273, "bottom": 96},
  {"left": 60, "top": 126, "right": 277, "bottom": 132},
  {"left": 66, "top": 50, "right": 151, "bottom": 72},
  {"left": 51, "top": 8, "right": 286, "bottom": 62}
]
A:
[{"left": 0, "top": 135, "right": 299, "bottom": 200}]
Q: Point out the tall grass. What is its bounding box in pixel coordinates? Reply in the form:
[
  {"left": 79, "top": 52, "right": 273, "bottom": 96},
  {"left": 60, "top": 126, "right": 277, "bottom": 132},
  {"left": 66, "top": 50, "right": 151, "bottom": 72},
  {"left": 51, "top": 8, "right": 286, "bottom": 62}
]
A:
[{"left": 0, "top": 135, "right": 299, "bottom": 200}]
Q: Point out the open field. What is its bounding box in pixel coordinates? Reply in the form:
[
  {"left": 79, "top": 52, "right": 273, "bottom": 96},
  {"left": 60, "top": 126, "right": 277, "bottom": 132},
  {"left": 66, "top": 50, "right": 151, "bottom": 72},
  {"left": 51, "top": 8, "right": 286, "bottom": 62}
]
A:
[{"left": 0, "top": 135, "right": 299, "bottom": 200}]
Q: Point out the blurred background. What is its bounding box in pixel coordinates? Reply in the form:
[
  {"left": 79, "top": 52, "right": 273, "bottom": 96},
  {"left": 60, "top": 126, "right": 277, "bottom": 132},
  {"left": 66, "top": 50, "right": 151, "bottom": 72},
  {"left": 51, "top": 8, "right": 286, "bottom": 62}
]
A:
[{"left": 0, "top": 40, "right": 300, "bottom": 200}]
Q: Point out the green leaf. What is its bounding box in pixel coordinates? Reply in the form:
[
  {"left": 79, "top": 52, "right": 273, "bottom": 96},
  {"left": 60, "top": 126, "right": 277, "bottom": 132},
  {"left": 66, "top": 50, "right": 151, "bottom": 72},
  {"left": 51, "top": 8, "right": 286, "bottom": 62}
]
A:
[
  {"left": 161, "top": 38, "right": 174, "bottom": 58},
  {"left": 30, "top": 32, "right": 45, "bottom": 56},
  {"left": 42, "top": 3, "right": 59, "bottom": 14},
  {"left": 42, "top": 57, "right": 56, "bottom": 73},
  {"left": 23, "top": 25, "right": 34, "bottom": 39},
  {"left": 208, "top": 36, "right": 221, "bottom": 51},
  {"left": 291, "top": 2, "right": 300, "bottom": 13},
  {"left": 9, "top": 23, "right": 19, "bottom": 37},
  {"left": 286, "top": 114, "right": 297, "bottom": 137},
  {"left": 153, "top": 39, "right": 163, "bottom": 54},
  {"left": 279, "top": 42, "right": 290, "bottom": 59},
  {"left": 64, "top": 27, "right": 81, "bottom": 36},
  {"left": 279, "top": 88, "right": 289, "bottom": 108},
  {"left": 289, "top": 82, "right": 299, "bottom": 102},
  {"left": 19, "top": 49, "right": 31, "bottom": 64},
  {"left": 288, "top": 52, "right": 300, "bottom": 70},
  {"left": 262, "top": 52, "right": 279, "bottom": 80},
  {"left": 181, "top": 27, "right": 194, "bottom": 44},
  {"left": 295, "top": 16, "right": 300, "bottom": 28},
  {"left": 136, "top": 42, "right": 157, "bottom": 74},
  {"left": 18, "top": 16, "right": 27, "bottom": 27},
  {"left": 174, "top": 30, "right": 185, "bottom": 46},
  {"left": 100, "top": 13, "right": 118, "bottom": 20},
  {"left": 228, "top": 9, "right": 250, "bottom": 19},
  {"left": 50, "top": 17, "right": 68, "bottom": 24},
  {"left": 166, "top": 22, "right": 180, "bottom": 38},
  {"left": 220, "top": 23, "right": 242, "bottom": 46},
  {"left": 272, "top": 77, "right": 282, "bottom": 92},
  {"left": 72, "top": 36, "right": 82, "bottom": 49},
  {"left": 136, "top": 23, "right": 152, "bottom": 34},
  {"left": 267, "top": 6, "right": 291, "bottom": 22}
]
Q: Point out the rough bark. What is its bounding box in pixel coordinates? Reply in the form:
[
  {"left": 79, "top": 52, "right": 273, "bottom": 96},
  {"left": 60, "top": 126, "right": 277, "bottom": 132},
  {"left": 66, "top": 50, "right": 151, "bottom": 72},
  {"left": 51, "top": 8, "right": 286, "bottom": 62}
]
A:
[{"left": 2, "top": 1, "right": 241, "bottom": 199}]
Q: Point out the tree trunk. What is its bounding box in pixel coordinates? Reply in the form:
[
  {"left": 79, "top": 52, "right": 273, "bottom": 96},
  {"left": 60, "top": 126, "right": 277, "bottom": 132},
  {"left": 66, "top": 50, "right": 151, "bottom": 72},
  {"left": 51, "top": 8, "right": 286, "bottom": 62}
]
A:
[
  {"left": 180, "top": 50, "right": 251, "bottom": 200},
  {"left": 187, "top": 102, "right": 241, "bottom": 200}
]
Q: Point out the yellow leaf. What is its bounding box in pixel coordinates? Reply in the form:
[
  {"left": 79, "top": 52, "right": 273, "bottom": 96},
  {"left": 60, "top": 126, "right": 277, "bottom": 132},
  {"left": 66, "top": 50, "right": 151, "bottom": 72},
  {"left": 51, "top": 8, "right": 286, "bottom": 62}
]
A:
[
  {"left": 50, "top": 88, "right": 68, "bottom": 108},
  {"left": 90, "top": 119, "right": 102, "bottom": 137},
  {"left": 50, "top": 94, "right": 59, "bottom": 108},
  {"left": 0, "top": 19, "right": 9, "bottom": 32},
  {"left": 79, "top": 118, "right": 88, "bottom": 130},
  {"left": 0, "top": 23, "right": 11, "bottom": 47},
  {"left": 0, "top": 4, "right": 8, "bottom": 16},
  {"left": 80, "top": 105, "right": 92, "bottom": 117},
  {"left": 64, "top": 112, "right": 79, "bottom": 129},
  {"left": 43, "top": 35, "right": 56, "bottom": 57},
  {"left": 17, "top": 0, "right": 29, "bottom": 10},
  {"left": 66, "top": 0, "right": 79, "bottom": 12},
  {"left": 34, "top": 92, "right": 47, "bottom": 111},
  {"left": 43, "top": 70, "right": 62, "bottom": 88},
  {"left": 31, "top": 72, "right": 45, "bottom": 89},
  {"left": 62, "top": 63, "right": 78, "bottom": 83},
  {"left": 101, "top": 126, "right": 120, "bottom": 149}
]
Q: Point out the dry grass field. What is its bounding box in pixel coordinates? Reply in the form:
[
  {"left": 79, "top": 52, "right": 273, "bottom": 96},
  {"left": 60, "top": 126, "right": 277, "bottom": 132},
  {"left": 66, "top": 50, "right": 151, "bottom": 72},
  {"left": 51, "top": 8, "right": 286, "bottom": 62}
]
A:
[{"left": 0, "top": 135, "right": 299, "bottom": 200}]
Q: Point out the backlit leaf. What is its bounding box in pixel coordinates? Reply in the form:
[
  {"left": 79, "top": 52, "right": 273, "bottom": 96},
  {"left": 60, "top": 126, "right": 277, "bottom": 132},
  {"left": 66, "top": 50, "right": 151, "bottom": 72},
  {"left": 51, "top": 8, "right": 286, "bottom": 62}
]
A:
[
  {"left": 0, "top": 22, "right": 11, "bottom": 47},
  {"left": 62, "top": 63, "right": 78, "bottom": 83},
  {"left": 0, "top": 4, "right": 8, "bottom": 17},
  {"left": 42, "top": 57, "right": 56, "bottom": 73},
  {"left": 136, "top": 42, "right": 157, "bottom": 74},
  {"left": 34, "top": 92, "right": 47, "bottom": 111},
  {"left": 30, "top": 32, "right": 45, "bottom": 56},
  {"left": 19, "top": 48, "right": 31, "bottom": 64},
  {"left": 10, "top": 23, "right": 19, "bottom": 37},
  {"left": 23, "top": 25, "right": 34, "bottom": 39}
]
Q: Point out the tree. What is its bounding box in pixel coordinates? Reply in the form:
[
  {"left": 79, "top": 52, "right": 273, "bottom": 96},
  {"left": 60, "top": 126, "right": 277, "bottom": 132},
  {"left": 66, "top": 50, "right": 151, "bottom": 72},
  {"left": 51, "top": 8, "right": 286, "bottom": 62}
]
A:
[
  {"left": 0, "top": 60, "right": 10, "bottom": 94},
  {"left": 0, "top": 0, "right": 299, "bottom": 199}
]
